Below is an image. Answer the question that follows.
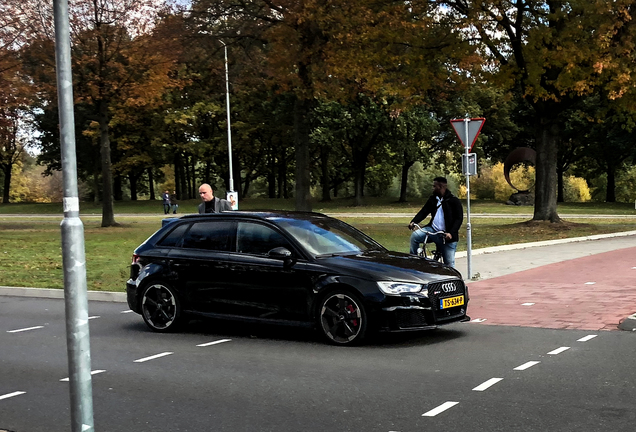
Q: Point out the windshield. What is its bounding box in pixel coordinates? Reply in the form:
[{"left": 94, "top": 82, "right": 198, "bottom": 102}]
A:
[{"left": 274, "top": 217, "right": 385, "bottom": 257}]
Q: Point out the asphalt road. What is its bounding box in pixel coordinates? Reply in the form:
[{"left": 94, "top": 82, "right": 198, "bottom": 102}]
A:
[{"left": 1, "top": 296, "right": 635, "bottom": 432}]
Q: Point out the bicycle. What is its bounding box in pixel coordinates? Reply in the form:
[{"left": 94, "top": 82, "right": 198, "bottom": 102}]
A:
[{"left": 410, "top": 223, "right": 446, "bottom": 262}]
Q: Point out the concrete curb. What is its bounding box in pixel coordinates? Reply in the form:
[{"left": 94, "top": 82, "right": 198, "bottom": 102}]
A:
[
  {"left": 0, "top": 286, "right": 127, "bottom": 303},
  {"left": 618, "top": 313, "right": 636, "bottom": 332},
  {"left": 454, "top": 230, "right": 636, "bottom": 258}
]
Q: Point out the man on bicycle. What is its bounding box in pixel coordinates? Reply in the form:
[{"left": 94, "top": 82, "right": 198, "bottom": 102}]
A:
[{"left": 408, "top": 176, "right": 463, "bottom": 267}]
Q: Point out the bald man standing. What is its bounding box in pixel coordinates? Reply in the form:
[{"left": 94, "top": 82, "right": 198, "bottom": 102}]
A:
[{"left": 198, "top": 183, "right": 232, "bottom": 214}]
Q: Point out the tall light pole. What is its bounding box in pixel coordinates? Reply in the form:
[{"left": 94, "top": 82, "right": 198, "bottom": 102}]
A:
[{"left": 219, "top": 40, "right": 237, "bottom": 208}]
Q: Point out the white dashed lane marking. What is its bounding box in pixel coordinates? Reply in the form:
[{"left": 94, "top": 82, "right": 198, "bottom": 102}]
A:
[
  {"left": 134, "top": 352, "right": 173, "bottom": 363},
  {"left": 88, "top": 316, "right": 100, "bottom": 320},
  {"left": 0, "top": 391, "right": 26, "bottom": 401},
  {"left": 521, "top": 303, "right": 535, "bottom": 306},
  {"left": 578, "top": 335, "right": 597, "bottom": 342},
  {"left": 197, "top": 339, "right": 231, "bottom": 347},
  {"left": 584, "top": 282, "right": 596, "bottom": 285},
  {"left": 547, "top": 347, "right": 570, "bottom": 355},
  {"left": 7, "top": 326, "right": 44, "bottom": 333},
  {"left": 120, "top": 310, "right": 134, "bottom": 314},
  {"left": 472, "top": 378, "right": 503, "bottom": 391},
  {"left": 471, "top": 318, "right": 487, "bottom": 323},
  {"left": 514, "top": 361, "right": 541, "bottom": 371},
  {"left": 60, "top": 370, "right": 106, "bottom": 382},
  {"left": 422, "top": 401, "right": 459, "bottom": 417}
]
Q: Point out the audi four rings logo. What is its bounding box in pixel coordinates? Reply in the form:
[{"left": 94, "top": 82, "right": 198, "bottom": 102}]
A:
[{"left": 441, "top": 282, "right": 456, "bottom": 293}]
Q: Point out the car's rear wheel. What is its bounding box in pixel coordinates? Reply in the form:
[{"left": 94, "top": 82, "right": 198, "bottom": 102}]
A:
[
  {"left": 140, "top": 282, "right": 182, "bottom": 332},
  {"left": 318, "top": 290, "right": 367, "bottom": 345}
]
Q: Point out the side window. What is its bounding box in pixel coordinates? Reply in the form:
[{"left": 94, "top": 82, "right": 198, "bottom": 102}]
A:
[
  {"left": 237, "top": 222, "right": 291, "bottom": 256},
  {"left": 182, "top": 221, "right": 233, "bottom": 251},
  {"left": 158, "top": 223, "right": 189, "bottom": 247}
]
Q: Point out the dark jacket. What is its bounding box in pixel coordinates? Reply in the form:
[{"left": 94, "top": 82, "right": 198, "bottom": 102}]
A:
[
  {"left": 198, "top": 196, "right": 232, "bottom": 214},
  {"left": 410, "top": 190, "right": 463, "bottom": 243}
]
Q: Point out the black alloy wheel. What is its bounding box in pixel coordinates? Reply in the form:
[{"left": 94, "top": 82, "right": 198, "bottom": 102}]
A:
[
  {"left": 318, "top": 290, "right": 367, "bottom": 345},
  {"left": 140, "top": 282, "right": 182, "bottom": 332}
]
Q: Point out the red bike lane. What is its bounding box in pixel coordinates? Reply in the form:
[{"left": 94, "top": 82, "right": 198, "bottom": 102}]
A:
[{"left": 466, "top": 247, "right": 636, "bottom": 331}]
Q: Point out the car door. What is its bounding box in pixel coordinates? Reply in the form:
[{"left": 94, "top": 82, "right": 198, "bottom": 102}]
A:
[
  {"left": 225, "top": 221, "right": 316, "bottom": 322},
  {"left": 167, "top": 220, "right": 235, "bottom": 314}
]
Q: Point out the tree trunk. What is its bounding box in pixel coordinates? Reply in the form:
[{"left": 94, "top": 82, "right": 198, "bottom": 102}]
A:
[
  {"left": 533, "top": 118, "right": 560, "bottom": 222},
  {"left": 557, "top": 167, "right": 564, "bottom": 203},
  {"left": 93, "top": 170, "right": 100, "bottom": 204},
  {"left": 148, "top": 168, "right": 155, "bottom": 200},
  {"left": 606, "top": 164, "right": 616, "bottom": 202},
  {"left": 294, "top": 96, "right": 312, "bottom": 211},
  {"left": 1, "top": 165, "right": 11, "bottom": 203},
  {"left": 114, "top": 175, "right": 123, "bottom": 201},
  {"left": 268, "top": 146, "right": 276, "bottom": 198},
  {"left": 129, "top": 173, "right": 138, "bottom": 201},
  {"left": 98, "top": 100, "right": 117, "bottom": 227},
  {"left": 320, "top": 145, "right": 331, "bottom": 202},
  {"left": 399, "top": 157, "right": 415, "bottom": 203}
]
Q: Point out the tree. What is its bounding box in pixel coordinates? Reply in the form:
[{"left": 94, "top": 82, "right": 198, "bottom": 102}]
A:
[
  {"left": 439, "top": 0, "right": 636, "bottom": 221},
  {"left": 0, "top": 56, "right": 32, "bottom": 203},
  {"left": 19, "top": 0, "right": 179, "bottom": 225}
]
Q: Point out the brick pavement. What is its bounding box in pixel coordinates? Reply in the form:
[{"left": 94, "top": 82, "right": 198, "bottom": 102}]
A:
[{"left": 466, "top": 247, "right": 636, "bottom": 331}]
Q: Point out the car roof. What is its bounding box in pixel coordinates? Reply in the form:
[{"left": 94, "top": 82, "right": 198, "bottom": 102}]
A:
[{"left": 178, "top": 210, "right": 332, "bottom": 222}]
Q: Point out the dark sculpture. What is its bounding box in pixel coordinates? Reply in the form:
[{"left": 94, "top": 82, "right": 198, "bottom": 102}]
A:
[{"left": 504, "top": 147, "right": 536, "bottom": 206}]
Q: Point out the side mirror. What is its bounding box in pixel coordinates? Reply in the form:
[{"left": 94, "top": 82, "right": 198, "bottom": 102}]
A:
[{"left": 268, "top": 247, "right": 296, "bottom": 267}]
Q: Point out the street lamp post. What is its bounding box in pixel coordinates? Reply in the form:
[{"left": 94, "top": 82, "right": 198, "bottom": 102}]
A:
[{"left": 219, "top": 40, "right": 236, "bottom": 208}]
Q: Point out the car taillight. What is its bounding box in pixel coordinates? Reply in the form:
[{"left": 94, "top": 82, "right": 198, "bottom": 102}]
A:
[{"left": 132, "top": 254, "right": 139, "bottom": 264}]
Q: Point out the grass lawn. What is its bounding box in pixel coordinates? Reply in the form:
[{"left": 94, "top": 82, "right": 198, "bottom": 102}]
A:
[
  {"left": 1, "top": 208, "right": 635, "bottom": 292},
  {"left": 1, "top": 196, "right": 635, "bottom": 215}
]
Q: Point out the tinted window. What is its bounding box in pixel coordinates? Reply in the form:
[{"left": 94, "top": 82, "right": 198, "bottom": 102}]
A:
[
  {"left": 182, "top": 221, "right": 233, "bottom": 251},
  {"left": 237, "top": 222, "right": 291, "bottom": 256},
  {"left": 158, "top": 223, "right": 189, "bottom": 247}
]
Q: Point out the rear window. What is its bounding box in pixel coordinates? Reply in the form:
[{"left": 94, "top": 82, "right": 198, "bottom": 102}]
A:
[
  {"left": 181, "top": 221, "right": 233, "bottom": 251},
  {"left": 158, "top": 223, "right": 189, "bottom": 247}
]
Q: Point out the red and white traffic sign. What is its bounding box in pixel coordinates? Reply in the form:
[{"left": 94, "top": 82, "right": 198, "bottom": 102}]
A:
[{"left": 450, "top": 118, "right": 485, "bottom": 151}]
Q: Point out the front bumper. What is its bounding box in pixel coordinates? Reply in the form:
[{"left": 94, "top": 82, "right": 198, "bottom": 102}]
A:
[{"left": 376, "top": 279, "right": 469, "bottom": 332}]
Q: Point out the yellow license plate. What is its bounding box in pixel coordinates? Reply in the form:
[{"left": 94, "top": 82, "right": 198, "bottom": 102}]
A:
[{"left": 440, "top": 295, "right": 464, "bottom": 309}]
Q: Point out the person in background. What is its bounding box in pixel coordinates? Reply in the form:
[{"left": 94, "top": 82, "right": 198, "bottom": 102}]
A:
[
  {"left": 170, "top": 191, "right": 179, "bottom": 214},
  {"left": 408, "top": 176, "right": 463, "bottom": 268},
  {"left": 198, "top": 183, "right": 232, "bottom": 213},
  {"left": 162, "top": 190, "right": 170, "bottom": 214}
]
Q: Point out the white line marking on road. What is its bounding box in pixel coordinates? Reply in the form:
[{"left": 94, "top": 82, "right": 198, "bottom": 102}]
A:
[
  {"left": 578, "top": 335, "right": 597, "bottom": 342},
  {"left": 584, "top": 282, "right": 596, "bottom": 285},
  {"left": 472, "top": 378, "right": 503, "bottom": 391},
  {"left": 521, "top": 303, "right": 535, "bottom": 306},
  {"left": 60, "top": 370, "right": 106, "bottom": 382},
  {"left": 120, "top": 310, "right": 133, "bottom": 314},
  {"left": 197, "top": 338, "right": 231, "bottom": 347},
  {"left": 0, "top": 391, "right": 26, "bottom": 401},
  {"left": 88, "top": 316, "right": 100, "bottom": 320},
  {"left": 422, "top": 401, "right": 459, "bottom": 417},
  {"left": 514, "top": 361, "right": 541, "bottom": 371},
  {"left": 134, "top": 352, "right": 173, "bottom": 363},
  {"left": 7, "top": 326, "right": 44, "bottom": 333},
  {"left": 471, "top": 318, "right": 487, "bottom": 323},
  {"left": 632, "top": 267, "right": 636, "bottom": 269},
  {"left": 548, "top": 347, "right": 570, "bottom": 355}
]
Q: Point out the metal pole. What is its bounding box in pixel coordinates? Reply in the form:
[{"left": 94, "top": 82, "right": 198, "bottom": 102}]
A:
[
  {"left": 464, "top": 119, "right": 473, "bottom": 280},
  {"left": 53, "top": 0, "right": 95, "bottom": 431},
  {"left": 221, "top": 40, "right": 234, "bottom": 193}
]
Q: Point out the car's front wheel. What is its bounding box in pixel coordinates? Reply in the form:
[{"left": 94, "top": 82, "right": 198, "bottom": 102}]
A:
[
  {"left": 318, "top": 290, "right": 367, "bottom": 345},
  {"left": 140, "top": 282, "right": 182, "bottom": 332}
]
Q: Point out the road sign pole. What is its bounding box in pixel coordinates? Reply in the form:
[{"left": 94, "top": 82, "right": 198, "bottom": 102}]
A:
[
  {"left": 464, "top": 119, "right": 473, "bottom": 280},
  {"left": 53, "top": 0, "right": 95, "bottom": 431}
]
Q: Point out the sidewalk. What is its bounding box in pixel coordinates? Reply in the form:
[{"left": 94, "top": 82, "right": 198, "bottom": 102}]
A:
[
  {"left": 1, "top": 232, "right": 635, "bottom": 331},
  {"left": 456, "top": 233, "right": 636, "bottom": 332}
]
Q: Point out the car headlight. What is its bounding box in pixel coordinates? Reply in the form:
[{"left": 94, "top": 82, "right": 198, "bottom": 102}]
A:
[{"left": 377, "top": 281, "right": 426, "bottom": 296}]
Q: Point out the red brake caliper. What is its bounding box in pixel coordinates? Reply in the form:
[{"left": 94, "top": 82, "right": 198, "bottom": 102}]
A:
[{"left": 346, "top": 304, "right": 358, "bottom": 327}]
